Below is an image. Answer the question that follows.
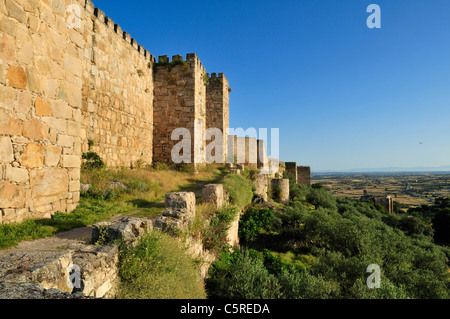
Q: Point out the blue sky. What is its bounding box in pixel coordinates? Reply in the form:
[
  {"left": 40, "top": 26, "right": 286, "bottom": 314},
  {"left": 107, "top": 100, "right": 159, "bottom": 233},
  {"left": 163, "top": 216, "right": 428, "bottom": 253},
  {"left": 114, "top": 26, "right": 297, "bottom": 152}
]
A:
[{"left": 92, "top": 0, "right": 450, "bottom": 172}]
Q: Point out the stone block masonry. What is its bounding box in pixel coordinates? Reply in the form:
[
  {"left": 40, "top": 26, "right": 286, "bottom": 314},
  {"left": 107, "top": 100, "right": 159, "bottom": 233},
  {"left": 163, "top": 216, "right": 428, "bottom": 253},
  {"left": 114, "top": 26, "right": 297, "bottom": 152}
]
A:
[
  {"left": 285, "top": 162, "right": 297, "bottom": 181},
  {"left": 206, "top": 73, "right": 229, "bottom": 164},
  {"left": 81, "top": 3, "right": 154, "bottom": 168},
  {"left": 0, "top": 0, "right": 87, "bottom": 223},
  {"left": 202, "top": 184, "right": 224, "bottom": 209},
  {"left": 297, "top": 166, "right": 311, "bottom": 187},
  {"left": 227, "top": 135, "right": 258, "bottom": 168},
  {"left": 0, "top": 0, "right": 231, "bottom": 223},
  {"left": 270, "top": 178, "right": 290, "bottom": 205},
  {"left": 153, "top": 54, "right": 207, "bottom": 166}
]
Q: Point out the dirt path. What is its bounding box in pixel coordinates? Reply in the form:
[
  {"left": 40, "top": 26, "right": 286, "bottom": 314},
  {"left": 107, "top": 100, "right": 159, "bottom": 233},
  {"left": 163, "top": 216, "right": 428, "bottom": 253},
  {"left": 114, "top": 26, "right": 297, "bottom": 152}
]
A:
[
  {"left": 0, "top": 208, "right": 148, "bottom": 256},
  {"left": 0, "top": 227, "right": 93, "bottom": 256}
]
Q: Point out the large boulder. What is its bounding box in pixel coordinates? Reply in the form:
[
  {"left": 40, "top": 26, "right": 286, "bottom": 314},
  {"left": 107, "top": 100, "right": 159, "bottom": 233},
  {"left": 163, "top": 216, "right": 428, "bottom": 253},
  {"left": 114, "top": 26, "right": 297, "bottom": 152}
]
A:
[
  {"left": 202, "top": 184, "right": 224, "bottom": 209},
  {"left": 91, "top": 217, "right": 153, "bottom": 247},
  {"left": 154, "top": 192, "right": 196, "bottom": 234}
]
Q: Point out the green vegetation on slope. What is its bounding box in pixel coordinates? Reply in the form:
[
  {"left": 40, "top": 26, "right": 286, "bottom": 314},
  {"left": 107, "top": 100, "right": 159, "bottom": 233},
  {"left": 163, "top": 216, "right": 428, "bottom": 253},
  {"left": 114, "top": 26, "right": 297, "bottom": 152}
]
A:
[
  {"left": 206, "top": 182, "right": 450, "bottom": 299},
  {"left": 116, "top": 169, "right": 255, "bottom": 298},
  {"left": 117, "top": 230, "right": 206, "bottom": 299},
  {"left": 222, "top": 173, "right": 254, "bottom": 210}
]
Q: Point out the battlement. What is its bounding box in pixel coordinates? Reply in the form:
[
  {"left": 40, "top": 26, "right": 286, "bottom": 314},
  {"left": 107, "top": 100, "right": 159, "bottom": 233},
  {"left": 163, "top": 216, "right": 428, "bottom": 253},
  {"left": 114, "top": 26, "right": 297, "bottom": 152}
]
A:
[
  {"left": 155, "top": 54, "right": 206, "bottom": 73},
  {"left": 89, "top": 1, "right": 155, "bottom": 64},
  {"left": 207, "top": 73, "right": 225, "bottom": 79},
  {"left": 206, "top": 73, "right": 228, "bottom": 84}
]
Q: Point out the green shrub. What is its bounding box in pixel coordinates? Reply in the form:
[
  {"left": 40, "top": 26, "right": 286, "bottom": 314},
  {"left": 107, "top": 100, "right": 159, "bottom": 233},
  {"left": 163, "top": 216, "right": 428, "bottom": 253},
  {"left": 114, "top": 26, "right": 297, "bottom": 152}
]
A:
[
  {"left": 117, "top": 230, "right": 206, "bottom": 299},
  {"left": 82, "top": 152, "right": 105, "bottom": 170},
  {"left": 222, "top": 174, "right": 253, "bottom": 210},
  {"left": 203, "top": 206, "right": 239, "bottom": 253},
  {"left": 239, "top": 208, "right": 275, "bottom": 244},
  {"left": 206, "top": 249, "right": 282, "bottom": 299}
]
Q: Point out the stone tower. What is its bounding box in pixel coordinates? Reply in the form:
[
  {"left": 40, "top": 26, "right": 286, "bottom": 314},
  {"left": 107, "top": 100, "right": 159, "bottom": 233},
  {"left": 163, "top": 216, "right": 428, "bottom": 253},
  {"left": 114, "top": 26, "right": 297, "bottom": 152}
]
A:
[
  {"left": 153, "top": 54, "right": 207, "bottom": 166},
  {"left": 297, "top": 166, "right": 311, "bottom": 187},
  {"left": 206, "top": 73, "right": 229, "bottom": 163}
]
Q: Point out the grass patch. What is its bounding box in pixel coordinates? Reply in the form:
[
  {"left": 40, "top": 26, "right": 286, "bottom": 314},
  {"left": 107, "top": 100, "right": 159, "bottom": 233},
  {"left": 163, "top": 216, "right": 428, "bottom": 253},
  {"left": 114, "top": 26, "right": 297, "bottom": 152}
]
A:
[
  {"left": 222, "top": 174, "right": 253, "bottom": 210},
  {"left": 116, "top": 230, "right": 206, "bottom": 299},
  {"left": 0, "top": 199, "right": 133, "bottom": 250}
]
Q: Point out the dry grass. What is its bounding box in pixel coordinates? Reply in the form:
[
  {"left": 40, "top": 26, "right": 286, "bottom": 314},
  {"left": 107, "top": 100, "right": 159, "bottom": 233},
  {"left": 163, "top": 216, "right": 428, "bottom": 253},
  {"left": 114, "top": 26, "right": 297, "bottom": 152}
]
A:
[{"left": 80, "top": 165, "right": 226, "bottom": 219}]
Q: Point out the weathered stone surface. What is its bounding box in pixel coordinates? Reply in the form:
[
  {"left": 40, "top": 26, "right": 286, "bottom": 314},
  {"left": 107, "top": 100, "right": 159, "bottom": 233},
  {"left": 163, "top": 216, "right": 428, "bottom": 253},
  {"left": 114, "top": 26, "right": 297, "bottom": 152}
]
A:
[
  {"left": 163, "top": 192, "right": 196, "bottom": 221},
  {"left": 0, "top": 108, "right": 22, "bottom": 135},
  {"left": 62, "top": 154, "right": 80, "bottom": 168},
  {"left": 0, "top": 280, "right": 88, "bottom": 299},
  {"left": 23, "top": 118, "right": 48, "bottom": 140},
  {"left": 154, "top": 215, "right": 184, "bottom": 234},
  {"left": 16, "top": 91, "right": 32, "bottom": 115},
  {"left": 253, "top": 174, "right": 269, "bottom": 202},
  {"left": 0, "top": 181, "right": 26, "bottom": 208},
  {"left": 57, "top": 134, "right": 74, "bottom": 147},
  {"left": 5, "top": 165, "right": 28, "bottom": 184},
  {"left": 35, "top": 96, "right": 52, "bottom": 116},
  {"left": 0, "top": 136, "right": 14, "bottom": 163},
  {"left": 5, "top": 0, "right": 26, "bottom": 23},
  {"left": 20, "top": 142, "right": 44, "bottom": 168},
  {"left": 270, "top": 179, "right": 290, "bottom": 205},
  {"left": 80, "top": 183, "right": 91, "bottom": 193},
  {"left": 0, "top": 32, "right": 15, "bottom": 62},
  {"left": 44, "top": 144, "right": 61, "bottom": 167},
  {"left": 70, "top": 244, "right": 119, "bottom": 298},
  {"left": 30, "top": 168, "right": 68, "bottom": 206},
  {"left": 92, "top": 217, "right": 153, "bottom": 247},
  {"left": 297, "top": 166, "right": 311, "bottom": 187},
  {"left": 6, "top": 65, "right": 27, "bottom": 89},
  {"left": 51, "top": 100, "right": 72, "bottom": 119},
  {"left": 202, "top": 184, "right": 224, "bottom": 209},
  {"left": 285, "top": 162, "right": 297, "bottom": 182},
  {"left": 0, "top": 243, "right": 118, "bottom": 299}
]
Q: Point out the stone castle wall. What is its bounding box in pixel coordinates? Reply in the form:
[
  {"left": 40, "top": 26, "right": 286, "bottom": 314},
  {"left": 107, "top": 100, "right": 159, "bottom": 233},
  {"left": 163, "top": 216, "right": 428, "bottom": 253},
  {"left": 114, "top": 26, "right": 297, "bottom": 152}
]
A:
[
  {"left": 0, "top": 0, "right": 232, "bottom": 224},
  {"left": 285, "top": 162, "right": 297, "bottom": 181},
  {"left": 0, "top": 0, "right": 88, "bottom": 223},
  {"left": 1, "top": 0, "right": 309, "bottom": 225},
  {"left": 80, "top": 3, "right": 154, "bottom": 167}
]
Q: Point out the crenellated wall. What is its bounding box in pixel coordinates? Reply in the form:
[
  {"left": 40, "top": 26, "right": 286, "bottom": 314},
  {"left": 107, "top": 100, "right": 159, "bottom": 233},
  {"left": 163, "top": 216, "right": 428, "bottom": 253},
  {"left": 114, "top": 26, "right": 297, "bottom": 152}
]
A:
[
  {"left": 153, "top": 54, "right": 207, "bottom": 166},
  {"left": 80, "top": 2, "right": 155, "bottom": 167},
  {"left": 0, "top": 0, "right": 270, "bottom": 225}
]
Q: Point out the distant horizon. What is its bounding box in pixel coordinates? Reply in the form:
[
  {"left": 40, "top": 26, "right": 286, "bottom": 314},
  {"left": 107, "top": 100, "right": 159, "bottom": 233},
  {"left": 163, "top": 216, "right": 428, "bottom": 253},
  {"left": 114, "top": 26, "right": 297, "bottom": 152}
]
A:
[{"left": 311, "top": 165, "right": 450, "bottom": 174}]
